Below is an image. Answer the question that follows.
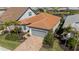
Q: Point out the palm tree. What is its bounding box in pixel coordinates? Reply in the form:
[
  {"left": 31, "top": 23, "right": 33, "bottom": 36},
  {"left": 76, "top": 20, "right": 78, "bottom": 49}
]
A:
[
  {"left": 62, "top": 26, "right": 73, "bottom": 49},
  {"left": 10, "top": 20, "right": 20, "bottom": 37},
  {"left": 65, "top": 27, "right": 79, "bottom": 51},
  {"left": 3, "top": 20, "right": 12, "bottom": 34}
]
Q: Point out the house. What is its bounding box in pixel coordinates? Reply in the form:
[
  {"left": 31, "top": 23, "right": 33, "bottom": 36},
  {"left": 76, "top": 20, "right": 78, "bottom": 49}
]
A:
[
  {"left": 0, "top": 7, "right": 36, "bottom": 32},
  {"left": 68, "top": 7, "right": 79, "bottom": 10},
  {"left": 19, "top": 13, "right": 61, "bottom": 37},
  {"left": 0, "top": 7, "right": 7, "bottom": 17},
  {"left": 63, "top": 14, "right": 79, "bottom": 31},
  {"left": 0, "top": 7, "right": 36, "bottom": 23},
  {"left": 0, "top": 7, "right": 7, "bottom": 11}
]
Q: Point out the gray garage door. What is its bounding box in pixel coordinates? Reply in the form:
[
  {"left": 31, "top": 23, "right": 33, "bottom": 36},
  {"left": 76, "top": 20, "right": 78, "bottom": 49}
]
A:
[{"left": 31, "top": 28, "right": 48, "bottom": 38}]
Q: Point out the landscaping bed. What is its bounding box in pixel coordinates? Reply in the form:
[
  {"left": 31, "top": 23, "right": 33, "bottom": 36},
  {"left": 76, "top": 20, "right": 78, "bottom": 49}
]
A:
[{"left": 40, "top": 39, "right": 64, "bottom": 51}]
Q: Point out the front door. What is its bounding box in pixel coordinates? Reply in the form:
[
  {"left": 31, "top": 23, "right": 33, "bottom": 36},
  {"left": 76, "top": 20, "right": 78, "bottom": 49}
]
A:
[{"left": 21, "top": 25, "right": 29, "bottom": 32}]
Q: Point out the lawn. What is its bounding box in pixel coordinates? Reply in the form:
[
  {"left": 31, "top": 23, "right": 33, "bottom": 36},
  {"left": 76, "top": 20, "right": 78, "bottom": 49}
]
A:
[
  {"left": 68, "top": 10, "right": 79, "bottom": 14},
  {"left": 52, "top": 10, "right": 79, "bottom": 15},
  {"left": 0, "top": 34, "right": 20, "bottom": 50},
  {"left": 52, "top": 39, "right": 64, "bottom": 51},
  {"left": 40, "top": 39, "right": 64, "bottom": 51}
]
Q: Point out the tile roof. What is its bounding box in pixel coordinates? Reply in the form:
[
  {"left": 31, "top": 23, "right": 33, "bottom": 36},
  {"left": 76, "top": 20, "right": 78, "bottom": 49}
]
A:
[
  {"left": 20, "top": 13, "right": 61, "bottom": 30},
  {"left": 0, "top": 7, "right": 28, "bottom": 22}
]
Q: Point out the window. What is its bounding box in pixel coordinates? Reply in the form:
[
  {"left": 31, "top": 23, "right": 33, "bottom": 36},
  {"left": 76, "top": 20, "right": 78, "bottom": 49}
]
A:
[
  {"left": 28, "top": 12, "right": 32, "bottom": 16},
  {"left": 23, "top": 25, "right": 26, "bottom": 30}
]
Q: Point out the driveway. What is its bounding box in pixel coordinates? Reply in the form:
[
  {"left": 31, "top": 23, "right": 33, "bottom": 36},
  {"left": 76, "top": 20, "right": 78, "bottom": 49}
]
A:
[
  {"left": 14, "top": 35, "right": 43, "bottom": 51},
  {"left": 0, "top": 46, "right": 10, "bottom": 51}
]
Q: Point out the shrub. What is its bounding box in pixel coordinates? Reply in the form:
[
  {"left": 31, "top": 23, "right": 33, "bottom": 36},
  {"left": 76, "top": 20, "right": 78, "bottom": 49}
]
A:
[
  {"left": 27, "top": 34, "right": 30, "bottom": 37},
  {"left": 64, "top": 26, "right": 73, "bottom": 33},
  {"left": 38, "top": 8, "right": 44, "bottom": 12},
  {"left": 5, "top": 33, "right": 19, "bottom": 41},
  {"left": 43, "top": 30, "right": 55, "bottom": 47},
  {"left": 0, "top": 25, "right": 4, "bottom": 30},
  {"left": 11, "top": 27, "right": 21, "bottom": 33},
  {"left": 67, "top": 37, "right": 77, "bottom": 48}
]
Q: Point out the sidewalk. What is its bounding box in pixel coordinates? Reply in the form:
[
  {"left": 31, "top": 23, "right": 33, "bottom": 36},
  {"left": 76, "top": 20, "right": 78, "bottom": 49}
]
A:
[{"left": 0, "top": 46, "right": 10, "bottom": 51}]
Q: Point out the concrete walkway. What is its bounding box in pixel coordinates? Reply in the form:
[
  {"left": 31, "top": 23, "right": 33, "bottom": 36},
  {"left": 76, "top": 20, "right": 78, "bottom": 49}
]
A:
[
  {"left": 0, "top": 46, "right": 10, "bottom": 51},
  {"left": 14, "top": 35, "right": 43, "bottom": 51}
]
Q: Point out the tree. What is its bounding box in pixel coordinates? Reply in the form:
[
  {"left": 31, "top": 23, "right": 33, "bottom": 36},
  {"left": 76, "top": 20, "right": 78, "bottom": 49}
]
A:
[
  {"left": 66, "top": 29, "right": 79, "bottom": 50},
  {"left": 3, "top": 20, "right": 14, "bottom": 33},
  {"left": 67, "top": 37, "right": 77, "bottom": 49},
  {"left": 9, "top": 20, "right": 21, "bottom": 39},
  {"left": 2, "top": 20, "right": 12, "bottom": 34},
  {"left": 74, "top": 31, "right": 79, "bottom": 51},
  {"left": 43, "top": 30, "right": 55, "bottom": 47},
  {"left": 62, "top": 26, "right": 74, "bottom": 49},
  {"left": 52, "top": 7, "right": 60, "bottom": 12},
  {"left": 37, "top": 8, "right": 44, "bottom": 14},
  {"left": 0, "top": 24, "right": 4, "bottom": 30},
  {"left": 3, "top": 20, "right": 20, "bottom": 31},
  {"left": 4, "top": 20, "right": 20, "bottom": 37},
  {"left": 63, "top": 26, "right": 73, "bottom": 34}
]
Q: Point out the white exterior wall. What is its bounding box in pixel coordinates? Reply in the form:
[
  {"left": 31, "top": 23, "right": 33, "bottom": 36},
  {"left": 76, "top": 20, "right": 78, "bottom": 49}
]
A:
[
  {"left": 6, "top": 25, "right": 15, "bottom": 31},
  {"left": 31, "top": 28, "right": 48, "bottom": 38},
  {"left": 53, "top": 21, "right": 60, "bottom": 33},
  {"left": 20, "top": 8, "right": 36, "bottom": 20}
]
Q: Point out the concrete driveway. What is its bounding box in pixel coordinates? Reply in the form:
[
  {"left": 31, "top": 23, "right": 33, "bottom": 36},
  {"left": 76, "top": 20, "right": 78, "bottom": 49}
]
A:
[{"left": 14, "top": 35, "right": 43, "bottom": 51}]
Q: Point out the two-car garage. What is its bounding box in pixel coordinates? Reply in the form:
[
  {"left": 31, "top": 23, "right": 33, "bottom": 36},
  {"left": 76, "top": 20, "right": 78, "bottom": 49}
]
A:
[{"left": 30, "top": 28, "right": 48, "bottom": 38}]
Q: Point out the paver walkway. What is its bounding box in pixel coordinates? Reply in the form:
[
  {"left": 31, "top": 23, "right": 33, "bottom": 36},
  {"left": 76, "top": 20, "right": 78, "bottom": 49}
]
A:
[{"left": 14, "top": 35, "right": 43, "bottom": 51}]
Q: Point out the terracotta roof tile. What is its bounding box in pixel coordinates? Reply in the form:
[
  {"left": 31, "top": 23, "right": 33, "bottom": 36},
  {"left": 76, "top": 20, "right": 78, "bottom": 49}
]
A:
[
  {"left": 20, "top": 13, "right": 61, "bottom": 30},
  {"left": 0, "top": 7, "right": 28, "bottom": 22}
]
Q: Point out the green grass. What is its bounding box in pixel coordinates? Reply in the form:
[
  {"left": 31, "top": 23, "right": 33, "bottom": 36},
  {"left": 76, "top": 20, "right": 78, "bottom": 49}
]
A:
[
  {"left": 52, "top": 39, "right": 64, "bottom": 51},
  {"left": 69, "top": 10, "right": 79, "bottom": 14},
  {"left": 40, "top": 39, "right": 64, "bottom": 51},
  {"left": 0, "top": 34, "right": 20, "bottom": 50},
  {"left": 52, "top": 10, "right": 79, "bottom": 15}
]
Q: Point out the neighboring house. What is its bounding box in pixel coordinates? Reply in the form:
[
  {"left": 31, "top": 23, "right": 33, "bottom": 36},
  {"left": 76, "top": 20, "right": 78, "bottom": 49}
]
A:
[
  {"left": 0, "top": 7, "right": 36, "bottom": 32},
  {"left": 31, "top": 7, "right": 39, "bottom": 11},
  {"left": 19, "top": 13, "right": 61, "bottom": 37},
  {"left": 63, "top": 14, "right": 79, "bottom": 31},
  {"left": 0, "top": 7, "right": 36, "bottom": 23},
  {"left": 19, "top": 8, "right": 36, "bottom": 20},
  {"left": 68, "top": 7, "right": 79, "bottom": 10},
  {"left": 0, "top": 7, "right": 7, "bottom": 17},
  {"left": 0, "top": 7, "right": 7, "bottom": 11}
]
